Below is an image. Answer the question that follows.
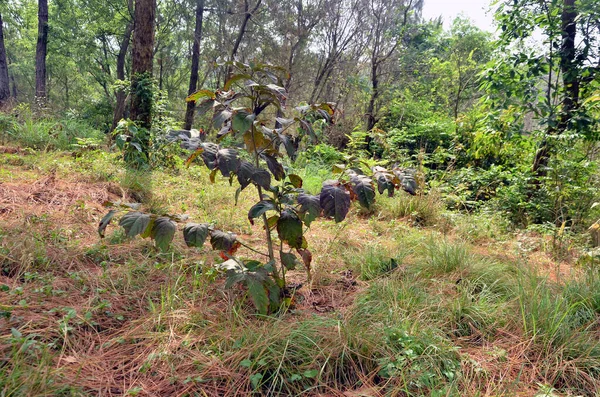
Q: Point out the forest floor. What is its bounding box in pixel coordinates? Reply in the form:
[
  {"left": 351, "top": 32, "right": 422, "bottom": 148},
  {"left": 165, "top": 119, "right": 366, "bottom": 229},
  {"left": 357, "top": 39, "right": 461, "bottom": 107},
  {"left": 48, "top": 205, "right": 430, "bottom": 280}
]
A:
[{"left": 0, "top": 147, "right": 599, "bottom": 396}]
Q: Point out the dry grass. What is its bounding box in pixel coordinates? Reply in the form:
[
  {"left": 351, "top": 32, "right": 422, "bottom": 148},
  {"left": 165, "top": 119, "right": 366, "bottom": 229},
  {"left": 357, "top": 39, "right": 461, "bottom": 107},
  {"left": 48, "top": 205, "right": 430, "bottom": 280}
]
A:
[{"left": 1, "top": 148, "right": 599, "bottom": 396}]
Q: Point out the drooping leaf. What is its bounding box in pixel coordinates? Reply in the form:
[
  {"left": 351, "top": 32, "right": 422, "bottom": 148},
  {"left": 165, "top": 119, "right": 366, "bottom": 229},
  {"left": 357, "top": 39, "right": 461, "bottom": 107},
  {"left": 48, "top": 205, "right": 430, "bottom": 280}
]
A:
[
  {"left": 216, "top": 148, "right": 241, "bottom": 177},
  {"left": 248, "top": 200, "right": 276, "bottom": 225},
  {"left": 243, "top": 129, "right": 271, "bottom": 153},
  {"left": 299, "top": 119, "right": 317, "bottom": 142},
  {"left": 275, "top": 117, "right": 294, "bottom": 127},
  {"left": 288, "top": 174, "right": 303, "bottom": 188},
  {"left": 195, "top": 98, "right": 214, "bottom": 116},
  {"left": 183, "top": 223, "right": 210, "bottom": 248},
  {"left": 216, "top": 122, "right": 231, "bottom": 139},
  {"left": 140, "top": 218, "right": 155, "bottom": 238},
  {"left": 248, "top": 278, "right": 269, "bottom": 315},
  {"left": 277, "top": 209, "right": 303, "bottom": 248},
  {"left": 98, "top": 210, "right": 116, "bottom": 238},
  {"left": 237, "top": 161, "right": 256, "bottom": 190},
  {"left": 261, "top": 154, "right": 285, "bottom": 181},
  {"left": 277, "top": 133, "right": 296, "bottom": 160},
  {"left": 400, "top": 176, "right": 418, "bottom": 196},
  {"left": 251, "top": 169, "right": 271, "bottom": 190},
  {"left": 213, "top": 109, "right": 232, "bottom": 129},
  {"left": 266, "top": 215, "right": 279, "bottom": 230},
  {"left": 199, "top": 142, "right": 219, "bottom": 170},
  {"left": 297, "top": 194, "right": 320, "bottom": 226},
  {"left": 119, "top": 212, "right": 151, "bottom": 238},
  {"left": 151, "top": 217, "right": 176, "bottom": 252},
  {"left": 320, "top": 183, "right": 351, "bottom": 223},
  {"left": 280, "top": 252, "right": 299, "bottom": 270},
  {"left": 374, "top": 171, "right": 395, "bottom": 197},
  {"left": 351, "top": 175, "right": 376, "bottom": 209},
  {"left": 185, "top": 147, "right": 204, "bottom": 168},
  {"left": 210, "top": 230, "right": 238, "bottom": 252},
  {"left": 296, "top": 248, "right": 313, "bottom": 274},
  {"left": 232, "top": 109, "right": 255, "bottom": 134},
  {"left": 186, "top": 89, "right": 215, "bottom": 102}
]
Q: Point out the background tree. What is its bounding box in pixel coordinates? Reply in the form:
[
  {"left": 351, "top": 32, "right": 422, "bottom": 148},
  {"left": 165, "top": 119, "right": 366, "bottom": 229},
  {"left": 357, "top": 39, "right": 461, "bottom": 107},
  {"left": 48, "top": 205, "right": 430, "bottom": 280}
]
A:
[
  {"left": 130, "top": 0, "right": 157, "bottom": 130},
  {"left": 35, "top": 0, "right": 48, "bottom": 104},
  {"left": 183, "top": 0, "right": 204, "bottom": 130},
  {"left": 364, "top": 0, "right": 423, "bottom": 138},
  {"left": 0, "top": 12, "right": 10, "bottom": 106}
]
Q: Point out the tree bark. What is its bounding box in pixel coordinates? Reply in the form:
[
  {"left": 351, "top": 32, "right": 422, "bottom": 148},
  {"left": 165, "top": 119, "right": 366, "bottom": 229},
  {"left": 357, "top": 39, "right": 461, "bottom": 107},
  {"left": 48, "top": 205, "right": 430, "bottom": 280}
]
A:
[
  {"left": 0, "top": 13, "right": 10, "bottom": 106},
  {"left": 183, "top": 0, "right": 205, "bottom": 130},
  {"left": 35, "top": 0, "right": 49, "bottom": 104},
  {"left": 130, "top": 0, "right": 156, "bottom": 130}
]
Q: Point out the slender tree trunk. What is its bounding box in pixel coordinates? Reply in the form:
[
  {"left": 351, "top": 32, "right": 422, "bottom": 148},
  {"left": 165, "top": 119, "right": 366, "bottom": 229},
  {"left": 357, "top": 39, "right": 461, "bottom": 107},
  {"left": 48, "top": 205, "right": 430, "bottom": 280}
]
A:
[
  {"left": 111, "top": 19, "right": 134, "bottom": 131},
  {"left": 183, "top": 0, "right": 204, "bottom": 130},
  {"left": 366, "top": 59, "right": 379, "bottom": 132},
  {"left": 35, "top": 0, "right": 49, "bottom": 105},
  {"left": 130, "top": 0, "right": 156, "bottom": 130},
  {"left": 226, "top": 0, "right": 262, "bottom": 79},
  {"left": 0, "top": 13, "right": 10, "bottom": 106}
]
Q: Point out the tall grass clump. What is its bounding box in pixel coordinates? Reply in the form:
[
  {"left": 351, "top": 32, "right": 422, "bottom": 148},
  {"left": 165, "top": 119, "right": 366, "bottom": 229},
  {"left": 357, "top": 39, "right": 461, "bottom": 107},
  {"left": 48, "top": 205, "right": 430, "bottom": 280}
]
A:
[
  {"left": 416, "top": 237, "right": 472, "bottom": 277},
  {"left": 377, "top": 190, "right": 443, "bottom": 226},
  {"left": 516, "top": 268, "right": 600, "bottom": 395}
]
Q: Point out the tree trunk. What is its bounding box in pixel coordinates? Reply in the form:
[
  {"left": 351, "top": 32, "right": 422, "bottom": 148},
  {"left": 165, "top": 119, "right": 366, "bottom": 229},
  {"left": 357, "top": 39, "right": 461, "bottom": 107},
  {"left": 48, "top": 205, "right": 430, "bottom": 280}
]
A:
[
  {"left": 130, "top": 0, "right": 156, "bottom": 130},
  {"left": 35, "top": 0, "right": 49, "bottom": 104},
  {"left": 0, "top": 13, "right": 10, "bottom": 106},
  {"left": 531, "top": 0, "right": 578, "bottom": 179},
  {"left": 111, "top": 19, "right": 134, "bottom": 131},
  {"left": 183, "top": 0, "right": 205, "bottom": 130}
]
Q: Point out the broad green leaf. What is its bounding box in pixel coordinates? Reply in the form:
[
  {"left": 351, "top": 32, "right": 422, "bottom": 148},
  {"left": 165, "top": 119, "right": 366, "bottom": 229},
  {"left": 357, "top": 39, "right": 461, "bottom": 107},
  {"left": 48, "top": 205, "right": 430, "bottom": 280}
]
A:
[
  {"left": 248, "top": 279, "right": 269, "bottom": 315},
  {"left": 186, "top": 89, "right": 215, "bottom": 102},
  {"left": 151, "top": 217, "right": 176, "bottom": 252},
  {"left": 297, "top": 194, "right": 320, "bottom": 226},
  {"left": 266, "top": 215, "right": 279, "bottom": 230},
  {"left": 183, "top": 223, "right": 210, "bottom": 248},
  {"left": 351, "top": 175, "right": 376, "bottom": 209},
  {"left": 277, "top": 209, "right": 303, "bottom": 248},
  {"left": 216, "top": 148, "right": 241, "bottom": 177},
  {"left": 251, "top": 169, "right": 271, "bottom": 190},
  {"left": 320, "top": 183, "right": 351, "bottom": 223},
  {"left": 232, "top": 109, "right": 255, "bottom": 134},
  {"left": 98, "top": 210, "right": 116, "bottom": 238},
  {"left": 119, "top": 212, "right": 151, "bottom": 238},
  {"left": 237, "top": 161, "right": 256, "bottom": 190},
  {"left": 280, "top": 252, "right": 299, "bottom": 270},
  {"left": 248, "top": 200, "right": 276, "bottom": 225},
  {"left": 288, "top": 174, "right": 303, "bottom": 188},
  {"left": 224, "top": 73, "right": 252, "bottom": 90},
  {"left": 243, "top": 129, "right": 271, "bottom": 153}
]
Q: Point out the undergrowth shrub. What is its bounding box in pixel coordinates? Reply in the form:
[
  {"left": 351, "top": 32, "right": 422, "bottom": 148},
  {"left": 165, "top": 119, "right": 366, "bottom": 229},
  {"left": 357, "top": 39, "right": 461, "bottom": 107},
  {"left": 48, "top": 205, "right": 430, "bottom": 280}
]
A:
[{"left": 3, "top": 106, "right": 105, "bottom": 151}]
